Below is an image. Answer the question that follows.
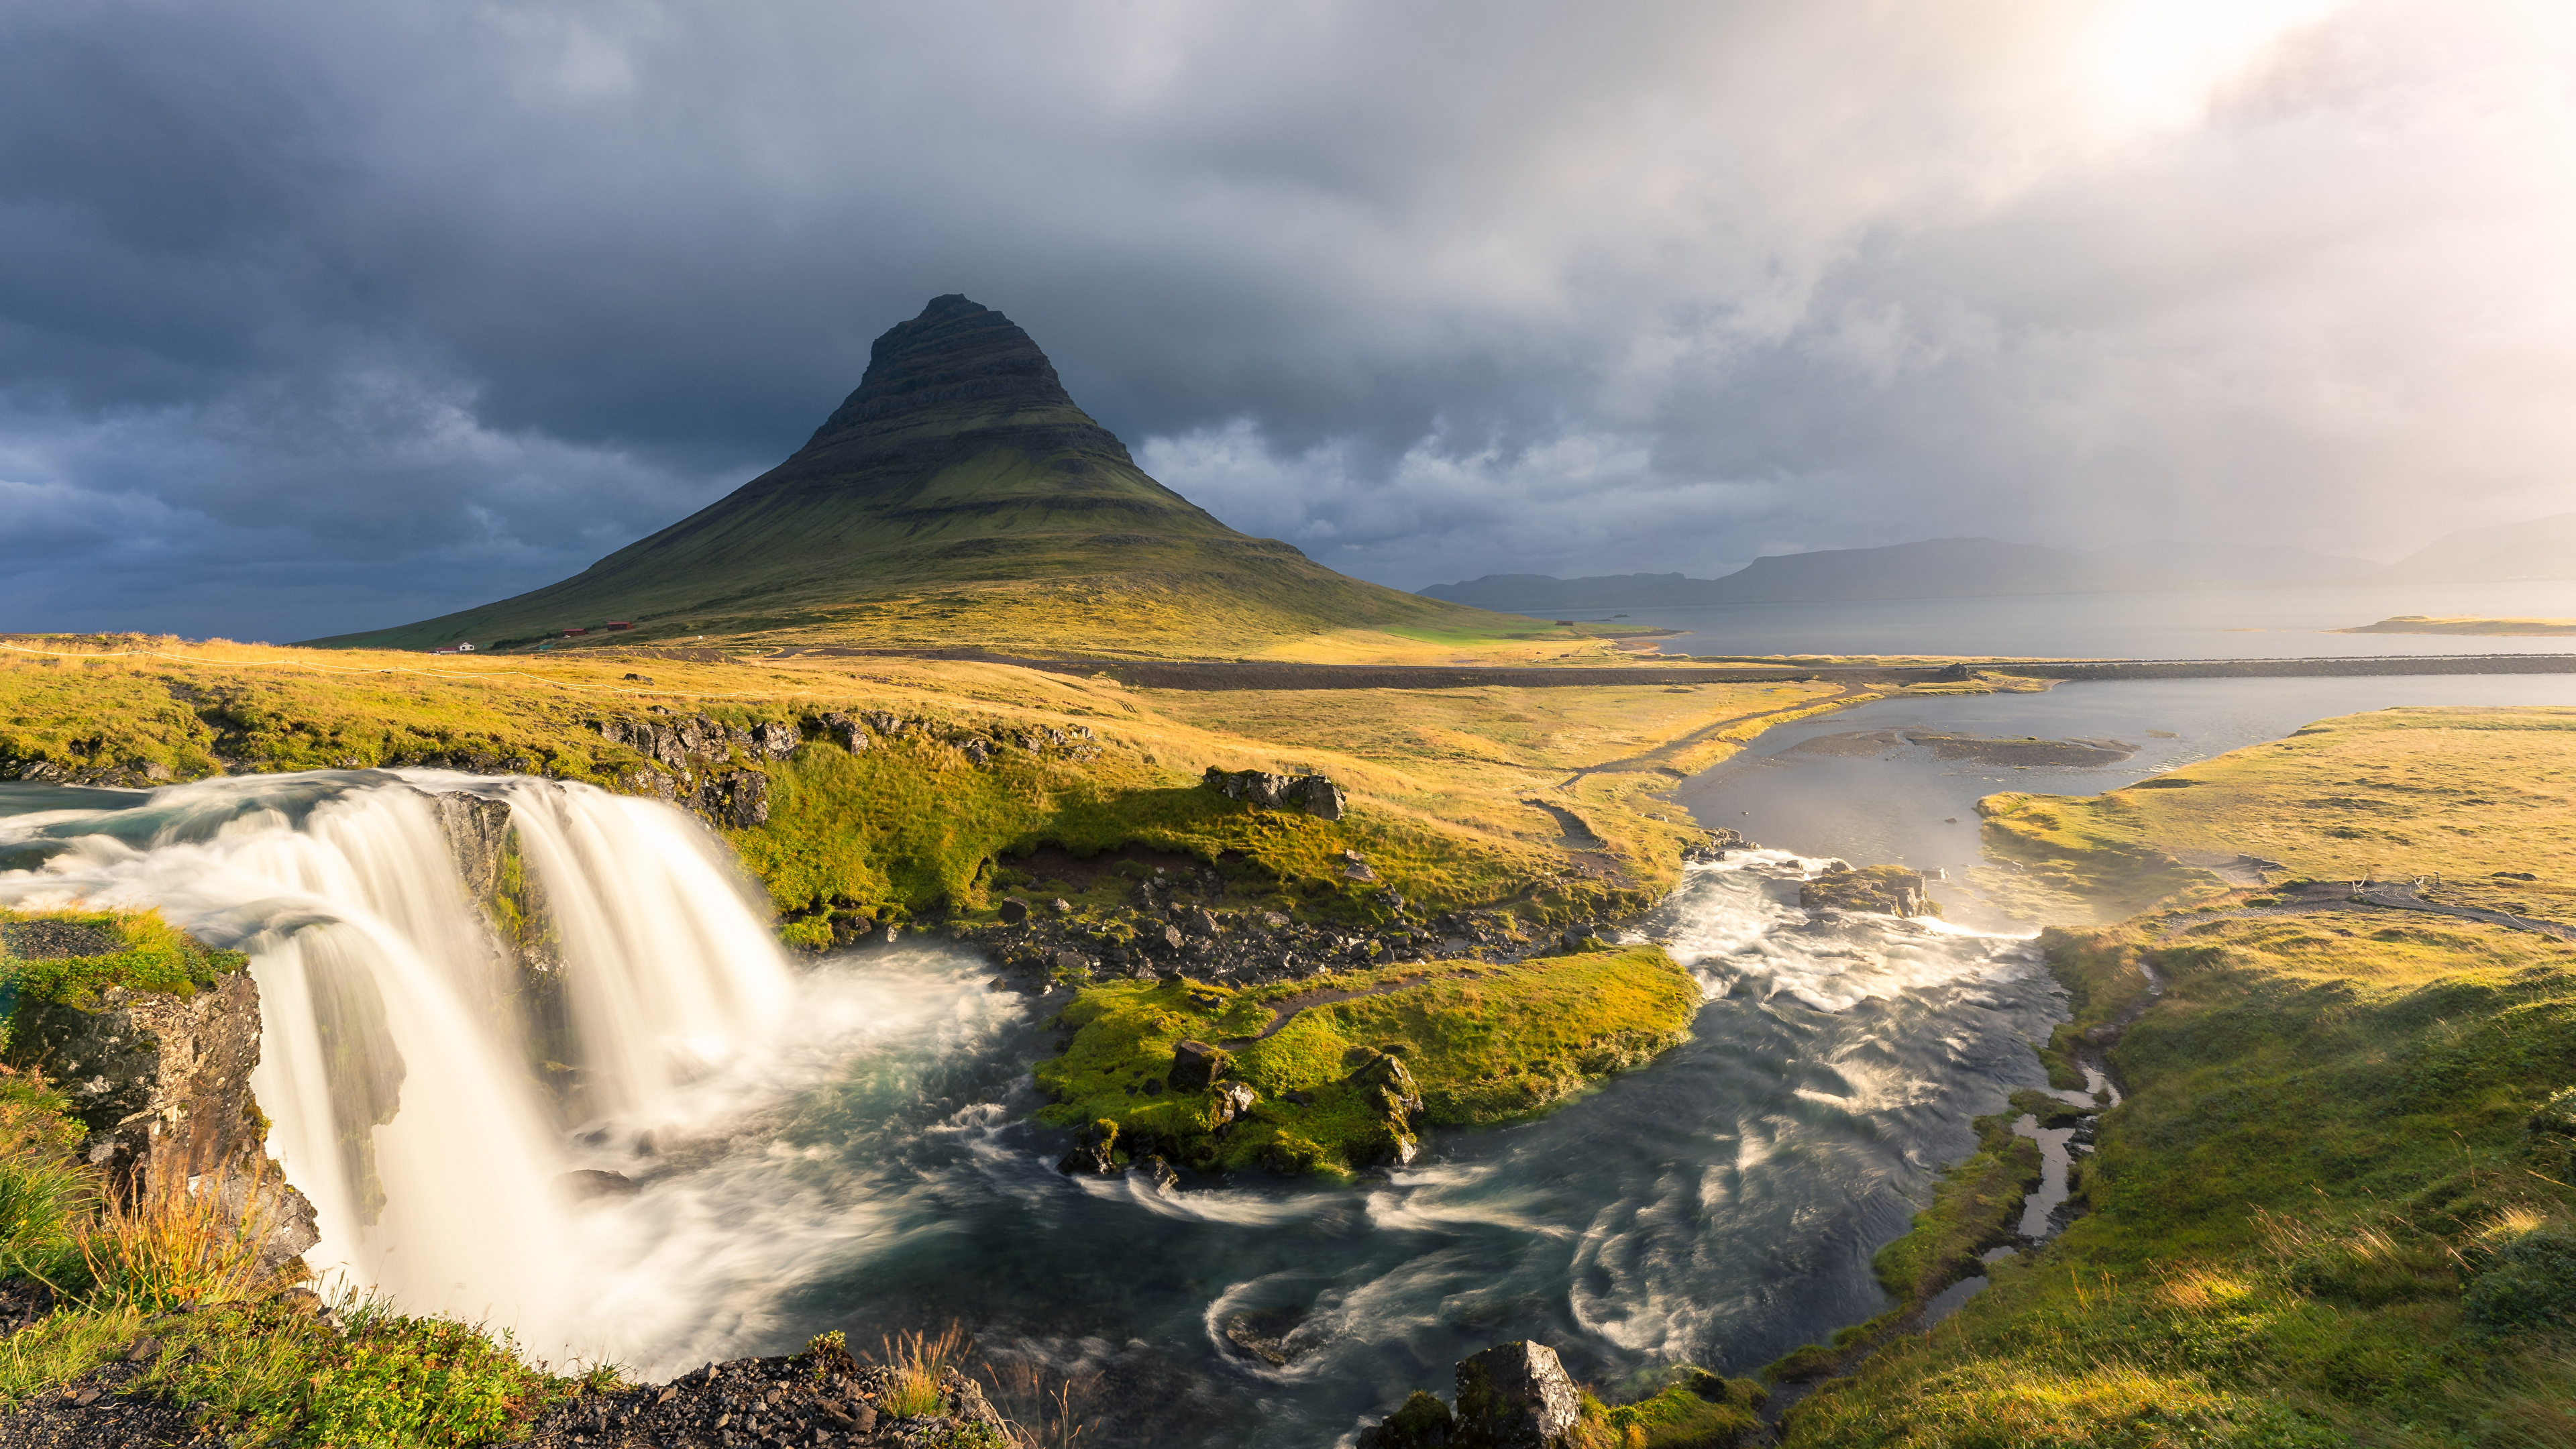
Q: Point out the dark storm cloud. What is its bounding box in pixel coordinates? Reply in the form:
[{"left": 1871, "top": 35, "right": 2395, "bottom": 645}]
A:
[{"left": 3, "top": 0, "right": 2570, "bottom": 638}]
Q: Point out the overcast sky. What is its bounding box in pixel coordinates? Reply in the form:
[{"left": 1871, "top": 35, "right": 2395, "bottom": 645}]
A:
[{"left": 5, "top": 0, "right": 2572, "bottom": 640}]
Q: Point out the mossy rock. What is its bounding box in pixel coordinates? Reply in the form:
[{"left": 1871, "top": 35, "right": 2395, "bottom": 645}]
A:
[
  {"left": 2530, "top": 1085, "right": 2576, "bottom": 1138},
  {"left": 2007, "top": 1088, "right": 2091, "bottom": 1130},
  {"left": 2467, "top": 1224, "right": 2576, "bottom": 1335},
  {"left": 1605, "top": 1378, "right": 1764, "bottom": 1448}
]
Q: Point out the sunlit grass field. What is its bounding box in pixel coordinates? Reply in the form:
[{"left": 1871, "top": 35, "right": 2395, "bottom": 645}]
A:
[{"left": 0, "top": 634, "right": 1860, "bottom": 928}]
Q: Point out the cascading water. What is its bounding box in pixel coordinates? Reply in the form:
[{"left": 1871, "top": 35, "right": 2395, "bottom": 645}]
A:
[{"left": 0, "top": 769, "right": 800, "bottom": 1360}]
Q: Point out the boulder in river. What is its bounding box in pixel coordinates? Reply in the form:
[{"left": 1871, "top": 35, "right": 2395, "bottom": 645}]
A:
[
  {"left": 1799, "top": 863, "right": 1941, "bottom": 918},
  {"left": 1453, "top": 1341, "right": 1583, "bottom": 1449},
  {"left": 1134, "top": 1153, "right": 1181, "bottom": 1192},
  {"left": 1359, "top": 1340, "right": 1586, "bottom": 1449},
  {"left": 1210, "top": 1079, "right": 1257, "bottom": 1126},
  {"left": 1057, "top": 1120, "right": 1122, "bottom": 1176},
  {"left": 558, "top": 1168, "right": 642, "bottom": 1201}
]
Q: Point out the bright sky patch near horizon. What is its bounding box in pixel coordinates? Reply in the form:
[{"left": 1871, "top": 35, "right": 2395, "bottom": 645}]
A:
[{"left": 2, "top": 0, "right": 2570, "bottom": 640}]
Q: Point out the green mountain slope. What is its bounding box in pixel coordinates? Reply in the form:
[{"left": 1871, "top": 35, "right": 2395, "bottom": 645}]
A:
[{"left": 307, "top": 296, "right": 1514, "bottom": 655}]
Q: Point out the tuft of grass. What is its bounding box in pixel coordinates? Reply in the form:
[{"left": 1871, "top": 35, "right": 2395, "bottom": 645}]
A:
[
  {"left": 872, "top": 1322, "right": 971, "bottom": 1420},
  {"left": 983, "top": 1357, "right": 1097, "bottom": 1449},
  {"left": 77, "top": 1169, "right": 284, "bottom": 1313},
  {"left": 0, "top": 1069, "right": 88, "bottom": 1288}
]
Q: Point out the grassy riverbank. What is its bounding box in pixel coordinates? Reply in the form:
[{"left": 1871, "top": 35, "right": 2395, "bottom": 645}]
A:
[{"left": 1785, "top": 908, "right": 2576, "bottom": 1446}]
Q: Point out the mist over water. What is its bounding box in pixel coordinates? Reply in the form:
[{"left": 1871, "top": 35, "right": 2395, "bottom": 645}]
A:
[
  {"left": 1554, "top": 582, "right": 2576, "bottom": 659},
  {"left": 5, "top": 676, "right": 2551, "bottom": 1443}
]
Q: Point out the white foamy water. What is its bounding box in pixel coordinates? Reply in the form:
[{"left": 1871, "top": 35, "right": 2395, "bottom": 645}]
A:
[
  {"left": 0, "top": 769, "right": 933, "bottom": 1366},
  {"left": 1650, "top": 851, "right": 2036, "bottom": 1012}
]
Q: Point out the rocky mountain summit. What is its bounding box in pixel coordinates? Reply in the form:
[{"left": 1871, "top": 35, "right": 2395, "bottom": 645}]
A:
[{"left": 308, "top": 294, "right": 1499, "bottom": 654}]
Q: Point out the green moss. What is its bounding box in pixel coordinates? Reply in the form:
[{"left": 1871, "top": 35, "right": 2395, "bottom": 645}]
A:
[
  {"left": 0, "top": 910, "right": 243, "bottom": 1009},
  {"left": 1607, "top": 1375, "right": 1765, "bottom": 1447},
  {"left": 1034, "top": 945, "right": 1701, "bottom": 1176},
  {"left": 1865, "top": 1113, "right": 2042, "bottom": 1305}
]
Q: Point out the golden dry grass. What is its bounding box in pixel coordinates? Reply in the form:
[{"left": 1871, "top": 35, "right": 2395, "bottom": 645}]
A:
[{"left": 1976, "top": 706, "right": 2576, "bottom": 920}]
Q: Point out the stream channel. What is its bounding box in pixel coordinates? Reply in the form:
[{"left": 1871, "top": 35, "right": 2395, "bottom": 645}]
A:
[{"left": 5, "top": 674, "right": 2576, "bottom": 1446}]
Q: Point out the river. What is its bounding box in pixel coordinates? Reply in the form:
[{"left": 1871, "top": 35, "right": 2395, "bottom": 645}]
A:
[{"left": 4, "top": 672, "right": 2573, "bottom": 1445}]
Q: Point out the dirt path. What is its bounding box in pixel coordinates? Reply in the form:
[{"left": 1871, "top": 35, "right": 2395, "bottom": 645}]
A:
[{"left": 2157, "top": 884, "right": 2576, "bottom": 942}]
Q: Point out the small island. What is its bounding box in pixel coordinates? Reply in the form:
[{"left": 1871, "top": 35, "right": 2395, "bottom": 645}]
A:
[
  {"left": 2332, "top": 613, "right": 2576, "bottom": 635},
  {"left": 1036, "top": 943, "right": 1701, "bottom": 1178}
]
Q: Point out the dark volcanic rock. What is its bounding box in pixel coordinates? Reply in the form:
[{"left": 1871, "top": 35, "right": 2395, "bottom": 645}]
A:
[
  {"left": 1209, "top": 1079, "right": 1257, "bottom": 1126},
  {"left": 557, "top": 1169, "right": 641, "bottom": 1201},
  {"left": 0, "top": 918, "right": 123, "bottom": 960},
  {"left": 1452, "top": 1341, "right": 1583, "bottom": 1449},
  {"left": 1170, "top": 1039, "right": 1230, "bottom": 1091},
  {"left": 1, "top": 967, "right": 317, "bottom": 1270},
  {"left": 1359, "top": 1391, "right": 1460, "bottom": 1449},
  {"left": 508, "top": 1338, "right": 1009, "bottom": 1448},
  {"left": 1203, "top": 767, "right": 1347, "bottom": 820},
  {"left": 1057, "top": 1121, "right": 1122, "bottom": 1176}
]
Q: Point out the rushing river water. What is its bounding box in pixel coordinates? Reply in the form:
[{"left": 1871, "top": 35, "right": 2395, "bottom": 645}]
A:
[{"left": 4, "top": 673, "right": 2574, "bottom": 1446}]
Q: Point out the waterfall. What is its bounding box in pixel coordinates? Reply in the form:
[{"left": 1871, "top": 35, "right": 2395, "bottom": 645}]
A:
[{"left": 0, "top": 769, "right": 797, "bottom": 1352}]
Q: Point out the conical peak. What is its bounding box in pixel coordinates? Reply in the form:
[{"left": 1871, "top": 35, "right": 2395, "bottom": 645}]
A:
[{"left": 803, "top": 294, "right": 1082, "bottom": 448}]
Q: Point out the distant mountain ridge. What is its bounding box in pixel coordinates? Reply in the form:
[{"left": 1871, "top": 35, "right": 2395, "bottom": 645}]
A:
[
  {"left": 309, "top": 295, "right": 1503, "bottom": 652},
  {"left": 2379, "top": 512, "right": 2576, "bottom": 584},
  {"left": 1421, "top": 522, "right": 2573, "bottom": 612}
]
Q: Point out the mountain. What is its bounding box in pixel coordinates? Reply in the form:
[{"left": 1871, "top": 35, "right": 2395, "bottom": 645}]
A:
[
  {"left": 2379, "top": 512, "right": 2576, "bottom": 583},
  {"left": 1424, "top": 538, "right": 2170, "bottom": 610},
  {"left": 307, "top": 296, "right": 1505, "bottom": 653},
  {"left": 1419, "top": 535, "right": 2394, "bottom": 611},
  {"left": 2092, "top": 540, "right": 2376, "bottom": 587}
]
